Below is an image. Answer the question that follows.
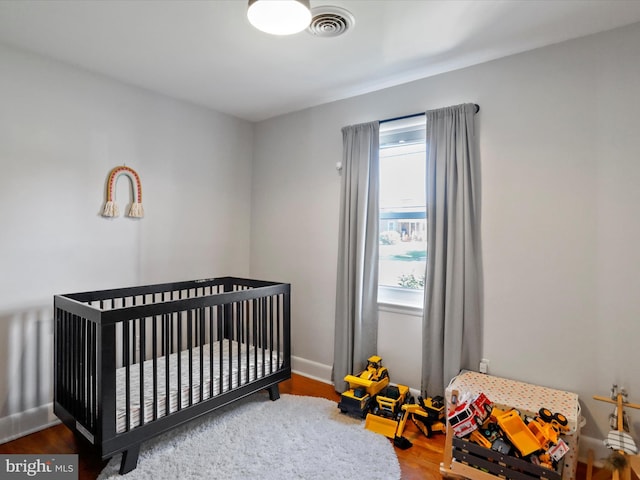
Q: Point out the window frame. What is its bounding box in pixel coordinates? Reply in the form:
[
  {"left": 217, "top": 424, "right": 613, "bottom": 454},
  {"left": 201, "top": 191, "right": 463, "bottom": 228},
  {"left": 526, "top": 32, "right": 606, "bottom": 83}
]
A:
[{"left": 377, "top": 115, "right": 427, "bottom": 310}]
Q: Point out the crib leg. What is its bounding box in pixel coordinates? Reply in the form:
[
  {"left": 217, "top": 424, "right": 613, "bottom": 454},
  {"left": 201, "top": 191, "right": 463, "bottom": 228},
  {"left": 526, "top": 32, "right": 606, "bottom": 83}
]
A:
[
  {"left": 267, "top": 384, "right": 280, "bottom": 401},
  {"left": 119, "top": 444, "right": 141, "bottom": 475}
]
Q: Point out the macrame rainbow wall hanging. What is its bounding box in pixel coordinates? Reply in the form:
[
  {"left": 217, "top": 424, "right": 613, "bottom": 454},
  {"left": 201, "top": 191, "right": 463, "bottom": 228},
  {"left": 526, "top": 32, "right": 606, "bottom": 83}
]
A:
[{"left": 102, "top": 165, "right": 144, "bottom": 218}]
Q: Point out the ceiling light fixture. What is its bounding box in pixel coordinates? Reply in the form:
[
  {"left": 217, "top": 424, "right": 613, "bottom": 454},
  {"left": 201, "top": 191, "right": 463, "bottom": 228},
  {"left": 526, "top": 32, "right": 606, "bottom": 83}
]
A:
[{"left": 247, "top": 0, "right": 312, "bottom": 36}]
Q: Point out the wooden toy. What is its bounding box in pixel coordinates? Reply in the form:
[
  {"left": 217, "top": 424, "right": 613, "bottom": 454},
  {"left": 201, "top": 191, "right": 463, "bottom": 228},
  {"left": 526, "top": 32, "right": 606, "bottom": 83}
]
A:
[{"left": 589, "top": 385, "right": 640, "bottom": 480}]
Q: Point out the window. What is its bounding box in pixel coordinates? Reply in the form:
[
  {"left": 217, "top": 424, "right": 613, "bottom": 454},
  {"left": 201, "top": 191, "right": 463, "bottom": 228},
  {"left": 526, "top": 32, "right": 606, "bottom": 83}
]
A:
[{"left": 378, "top": 115, "right": 426, "bottom": 308}]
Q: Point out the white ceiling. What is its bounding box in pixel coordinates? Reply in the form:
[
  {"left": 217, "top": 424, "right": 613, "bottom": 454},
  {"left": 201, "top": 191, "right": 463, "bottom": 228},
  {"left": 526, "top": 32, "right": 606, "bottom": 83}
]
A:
[{"left": 1, "top": 0, "right": 640, "bottom": 122}]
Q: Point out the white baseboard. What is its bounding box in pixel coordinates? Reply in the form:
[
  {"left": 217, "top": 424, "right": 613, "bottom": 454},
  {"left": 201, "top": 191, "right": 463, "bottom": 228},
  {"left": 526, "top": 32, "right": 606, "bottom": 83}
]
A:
[
  {"left": 290, "top": 356, "right": 423, "bottom": 398},
  {"left": 291, "top": 355, "right": 333, "bottom": 385},
  {"left": 0, "top": 404, "right": 60, "bottom": 445}
]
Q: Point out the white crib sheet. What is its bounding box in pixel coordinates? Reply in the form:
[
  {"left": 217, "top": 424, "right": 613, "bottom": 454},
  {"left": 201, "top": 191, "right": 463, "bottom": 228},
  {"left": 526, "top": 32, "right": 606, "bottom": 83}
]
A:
[{"left": 115, "top": 340, "right": 281, "bottom": 433}]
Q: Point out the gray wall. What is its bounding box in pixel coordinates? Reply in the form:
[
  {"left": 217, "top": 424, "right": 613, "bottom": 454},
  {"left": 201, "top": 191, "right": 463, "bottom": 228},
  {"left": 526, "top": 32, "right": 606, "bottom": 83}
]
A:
[
  {"left": 250, "top": 22, "right": 640, "bottom": 459},
  {"left": 0, "top": 43, "right": 253, "bottom": 442}
]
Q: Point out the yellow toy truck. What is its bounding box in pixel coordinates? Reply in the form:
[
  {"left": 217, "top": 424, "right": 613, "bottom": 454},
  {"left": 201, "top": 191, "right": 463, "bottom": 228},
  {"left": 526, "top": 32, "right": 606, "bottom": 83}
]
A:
[
  {"left": 366, "top": 394, "right": 446, "bottom": 449},
  {"left": 397, "top": 395, "right": 447, "bottom": 448},
  {"left": 371, "top": 384, "right": 412, "bottom": 418},
  {"left": 410, "top": 395, "right": 446, "bottom": 438},
  {"left": 491, "top": 407, "right": 542, "bottom": 457},
  {"left": 338, "top": 355, "right": 390, "bottom": 418},
  {"left": 364, "top": 384, "right": 411, "bottom": 437}
]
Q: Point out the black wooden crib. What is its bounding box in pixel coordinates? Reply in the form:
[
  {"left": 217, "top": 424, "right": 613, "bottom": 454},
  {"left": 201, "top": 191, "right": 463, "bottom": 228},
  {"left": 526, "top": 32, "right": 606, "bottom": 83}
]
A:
[{"left": 53, "top": 277, "right": 291, "bottom": 474}]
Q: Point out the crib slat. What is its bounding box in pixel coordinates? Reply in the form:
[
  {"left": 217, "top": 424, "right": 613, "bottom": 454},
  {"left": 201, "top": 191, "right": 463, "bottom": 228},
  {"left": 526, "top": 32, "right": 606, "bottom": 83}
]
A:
[
  {"left": 164, "top": 314, "right": 170, "bottom": 417},
  {"left": 73, "top": 313, "right": 78, "bottom": 415},
  {"left": 78, "top": 315, "right": 84, "bottom": 419},
  {"left": 276, "top": 294, "right": 281, "bottom": 370},
  {"left": 242, "top": 301, "right": 251, "bottom": 383},
  {"left": 57, "top": 312, "right": 65, "bottom": 413},
  {"left": 54, "top": 311, "right": 60, "bottom": 409},
  {"left": 152, "top": 315, "right": 158, "bottom": 421},
  {"left": 275, "top": 295, "right": 280, "bottom": 372},
  {"left": 95, "top": 320, "right": 99, "bottom": 429},
  {"left": 61, "top": 312, "right": 68, "bottom": 415},
  {"left": 132, "top": 313, "right": 137, "bottom": 364},
  {"left": 83, "top": 319, "right": 87, "bottom": 428},
  {"left": 269, "top": 296, "right": 274, "bottom": 374},
  {"left": 218, "top": 305, "right": 223, "bottom": 394},
  {"left": 139, "top": 318, "right": 145, "bottom": 427},
  {"left": 236, "top": 302, "right": 241, "bottom": 386},
  {"left": 187, "top": 310, "right": 193, "bottom": 407},
  {"left": 64, "top": 312, "right": 71, "bottom": 416},
  {"left": 80, "top": 317, "right": 87, "bottom": 424},
  {"left": 123, "top": 320, "right": 131, "bottom": 432},
  {"left": 199, "top": 308, "right": 204, "bottom": 402},
  {"left": 264, "top": 296, "right": 269, "bottom": 375},
  {"left": 209, "top": 307, "right": 214, "bottom": 399},
  {"left": 177, "top": 312, "right": 182, "bottom": 411},
  {"left": 69, "top": 313, "right": 74, "bottom": 414},
  {"left": 69, "top": 312, "right": 75, "bottom": 418},
  {"left": 227, "top": 308, "right": 232, "bottom": 393},
  {"left": 86, "top": 322, "right": 96, "bottom": 429},
  {"left": 83, "top": 319, "right": 89, "bottom": 427},
  {"left": 252, "top": 299, "right": 257, "bottom": 382},
  {"left": 260, "top": 297, "right": 267, "bottom": 377},
  {"left": 76, "top": 317, "right": 82, "bottom": 422}
]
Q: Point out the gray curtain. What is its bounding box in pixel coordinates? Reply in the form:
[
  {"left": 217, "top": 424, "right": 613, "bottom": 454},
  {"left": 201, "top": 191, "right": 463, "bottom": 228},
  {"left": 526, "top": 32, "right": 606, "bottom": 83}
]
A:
[
  {"left": 422, "top": 103, "right": 483, "bottom": 396},
  {"left": 333, "top": 121, "right": 380, "bottom": 392}
]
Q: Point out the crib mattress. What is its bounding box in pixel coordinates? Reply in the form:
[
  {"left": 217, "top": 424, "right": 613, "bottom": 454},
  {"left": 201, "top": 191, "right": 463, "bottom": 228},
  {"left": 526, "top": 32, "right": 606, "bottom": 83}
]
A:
[{"left": 116, "top": 340, "right": 280, "bottom": 433}]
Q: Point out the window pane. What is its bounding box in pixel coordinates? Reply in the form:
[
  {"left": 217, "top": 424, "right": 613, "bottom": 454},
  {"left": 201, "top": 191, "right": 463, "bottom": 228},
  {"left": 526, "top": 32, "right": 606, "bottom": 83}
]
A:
[{"left": 378, "top": 117, "right": 426, "bottom": 294}]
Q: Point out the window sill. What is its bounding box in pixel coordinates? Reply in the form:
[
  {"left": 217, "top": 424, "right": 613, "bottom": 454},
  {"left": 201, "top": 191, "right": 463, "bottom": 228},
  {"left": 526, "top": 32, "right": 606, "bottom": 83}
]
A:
[{"left": 377, "top": 286, "right": 423, "bottom": 316}]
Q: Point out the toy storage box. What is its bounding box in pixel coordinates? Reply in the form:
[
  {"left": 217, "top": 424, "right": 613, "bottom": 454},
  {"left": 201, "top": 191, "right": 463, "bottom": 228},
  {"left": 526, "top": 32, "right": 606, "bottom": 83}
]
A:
[{"left": 441, "top": 370, "right": 580, "bottom": 480}]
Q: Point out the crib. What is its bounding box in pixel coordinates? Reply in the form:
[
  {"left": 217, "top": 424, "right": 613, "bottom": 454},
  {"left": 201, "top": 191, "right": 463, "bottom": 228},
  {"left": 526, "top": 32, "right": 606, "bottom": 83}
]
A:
[{"left": 53, "top": 277, "right": 290, "bottom": 474}]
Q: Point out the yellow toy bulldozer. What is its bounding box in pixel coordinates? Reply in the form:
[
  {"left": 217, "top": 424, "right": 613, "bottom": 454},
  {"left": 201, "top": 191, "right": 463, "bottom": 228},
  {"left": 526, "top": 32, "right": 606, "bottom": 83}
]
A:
[
  {"left": 409, "top": 395, "right": 446, "bottom": 438},
  {"left": 365, "top": 394, "right": 446, "bottom": 449},
  {"left": 338, "top": 355, "right": 390, "bottom": 418},
  {"left": 365, "top": 384, "right": 412, "bottom": 437}
]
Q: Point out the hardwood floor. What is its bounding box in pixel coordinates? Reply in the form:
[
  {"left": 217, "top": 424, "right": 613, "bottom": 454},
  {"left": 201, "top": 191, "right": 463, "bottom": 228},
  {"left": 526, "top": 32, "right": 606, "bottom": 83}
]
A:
[
  {"left": 0, "top": 373, "right": 587, "bottom": 480},
  {"left": 0, "top": 421, "right": 107, "bottom": 479}
]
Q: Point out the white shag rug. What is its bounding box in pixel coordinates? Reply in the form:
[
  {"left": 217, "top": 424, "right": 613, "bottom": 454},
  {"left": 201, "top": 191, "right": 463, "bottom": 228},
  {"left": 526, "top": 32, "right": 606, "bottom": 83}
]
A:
[{"left": 98, "top": 393, "right": 401, "bottom": 480}]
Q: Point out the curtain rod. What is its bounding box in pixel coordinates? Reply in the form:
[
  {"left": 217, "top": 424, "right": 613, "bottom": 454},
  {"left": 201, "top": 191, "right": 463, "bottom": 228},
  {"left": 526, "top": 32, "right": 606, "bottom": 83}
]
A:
[{"left": 380, "top": 103, "right": 480, "bottom": 124}]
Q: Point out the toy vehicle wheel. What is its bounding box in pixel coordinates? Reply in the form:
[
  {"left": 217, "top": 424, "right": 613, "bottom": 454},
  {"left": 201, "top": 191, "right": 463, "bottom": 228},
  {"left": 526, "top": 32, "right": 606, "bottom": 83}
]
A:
[
  {"left": 474, "top": 415, "right": 483, "bottom": 426},
  {"left": 539, "top": 408, "right": 554, "bottom": 422},
  {"left": 553, "top": 412, "right": 569, "bottom": 426}
]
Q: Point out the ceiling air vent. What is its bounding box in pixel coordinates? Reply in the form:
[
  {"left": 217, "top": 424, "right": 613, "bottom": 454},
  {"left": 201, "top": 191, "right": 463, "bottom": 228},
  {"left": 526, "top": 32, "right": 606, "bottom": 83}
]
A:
[{"left": 307, "top": 6, "right": 355, "bottom": 37}]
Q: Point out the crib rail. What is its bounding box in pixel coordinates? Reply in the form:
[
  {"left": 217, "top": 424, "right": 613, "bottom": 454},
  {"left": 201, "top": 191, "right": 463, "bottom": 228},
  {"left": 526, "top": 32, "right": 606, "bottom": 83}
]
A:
[
  {"left": 53, "top": 277, "right": 290, "bottom": 452},
  {"left": 62, "top": 277, "right": 280, "bottom": 307}
]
